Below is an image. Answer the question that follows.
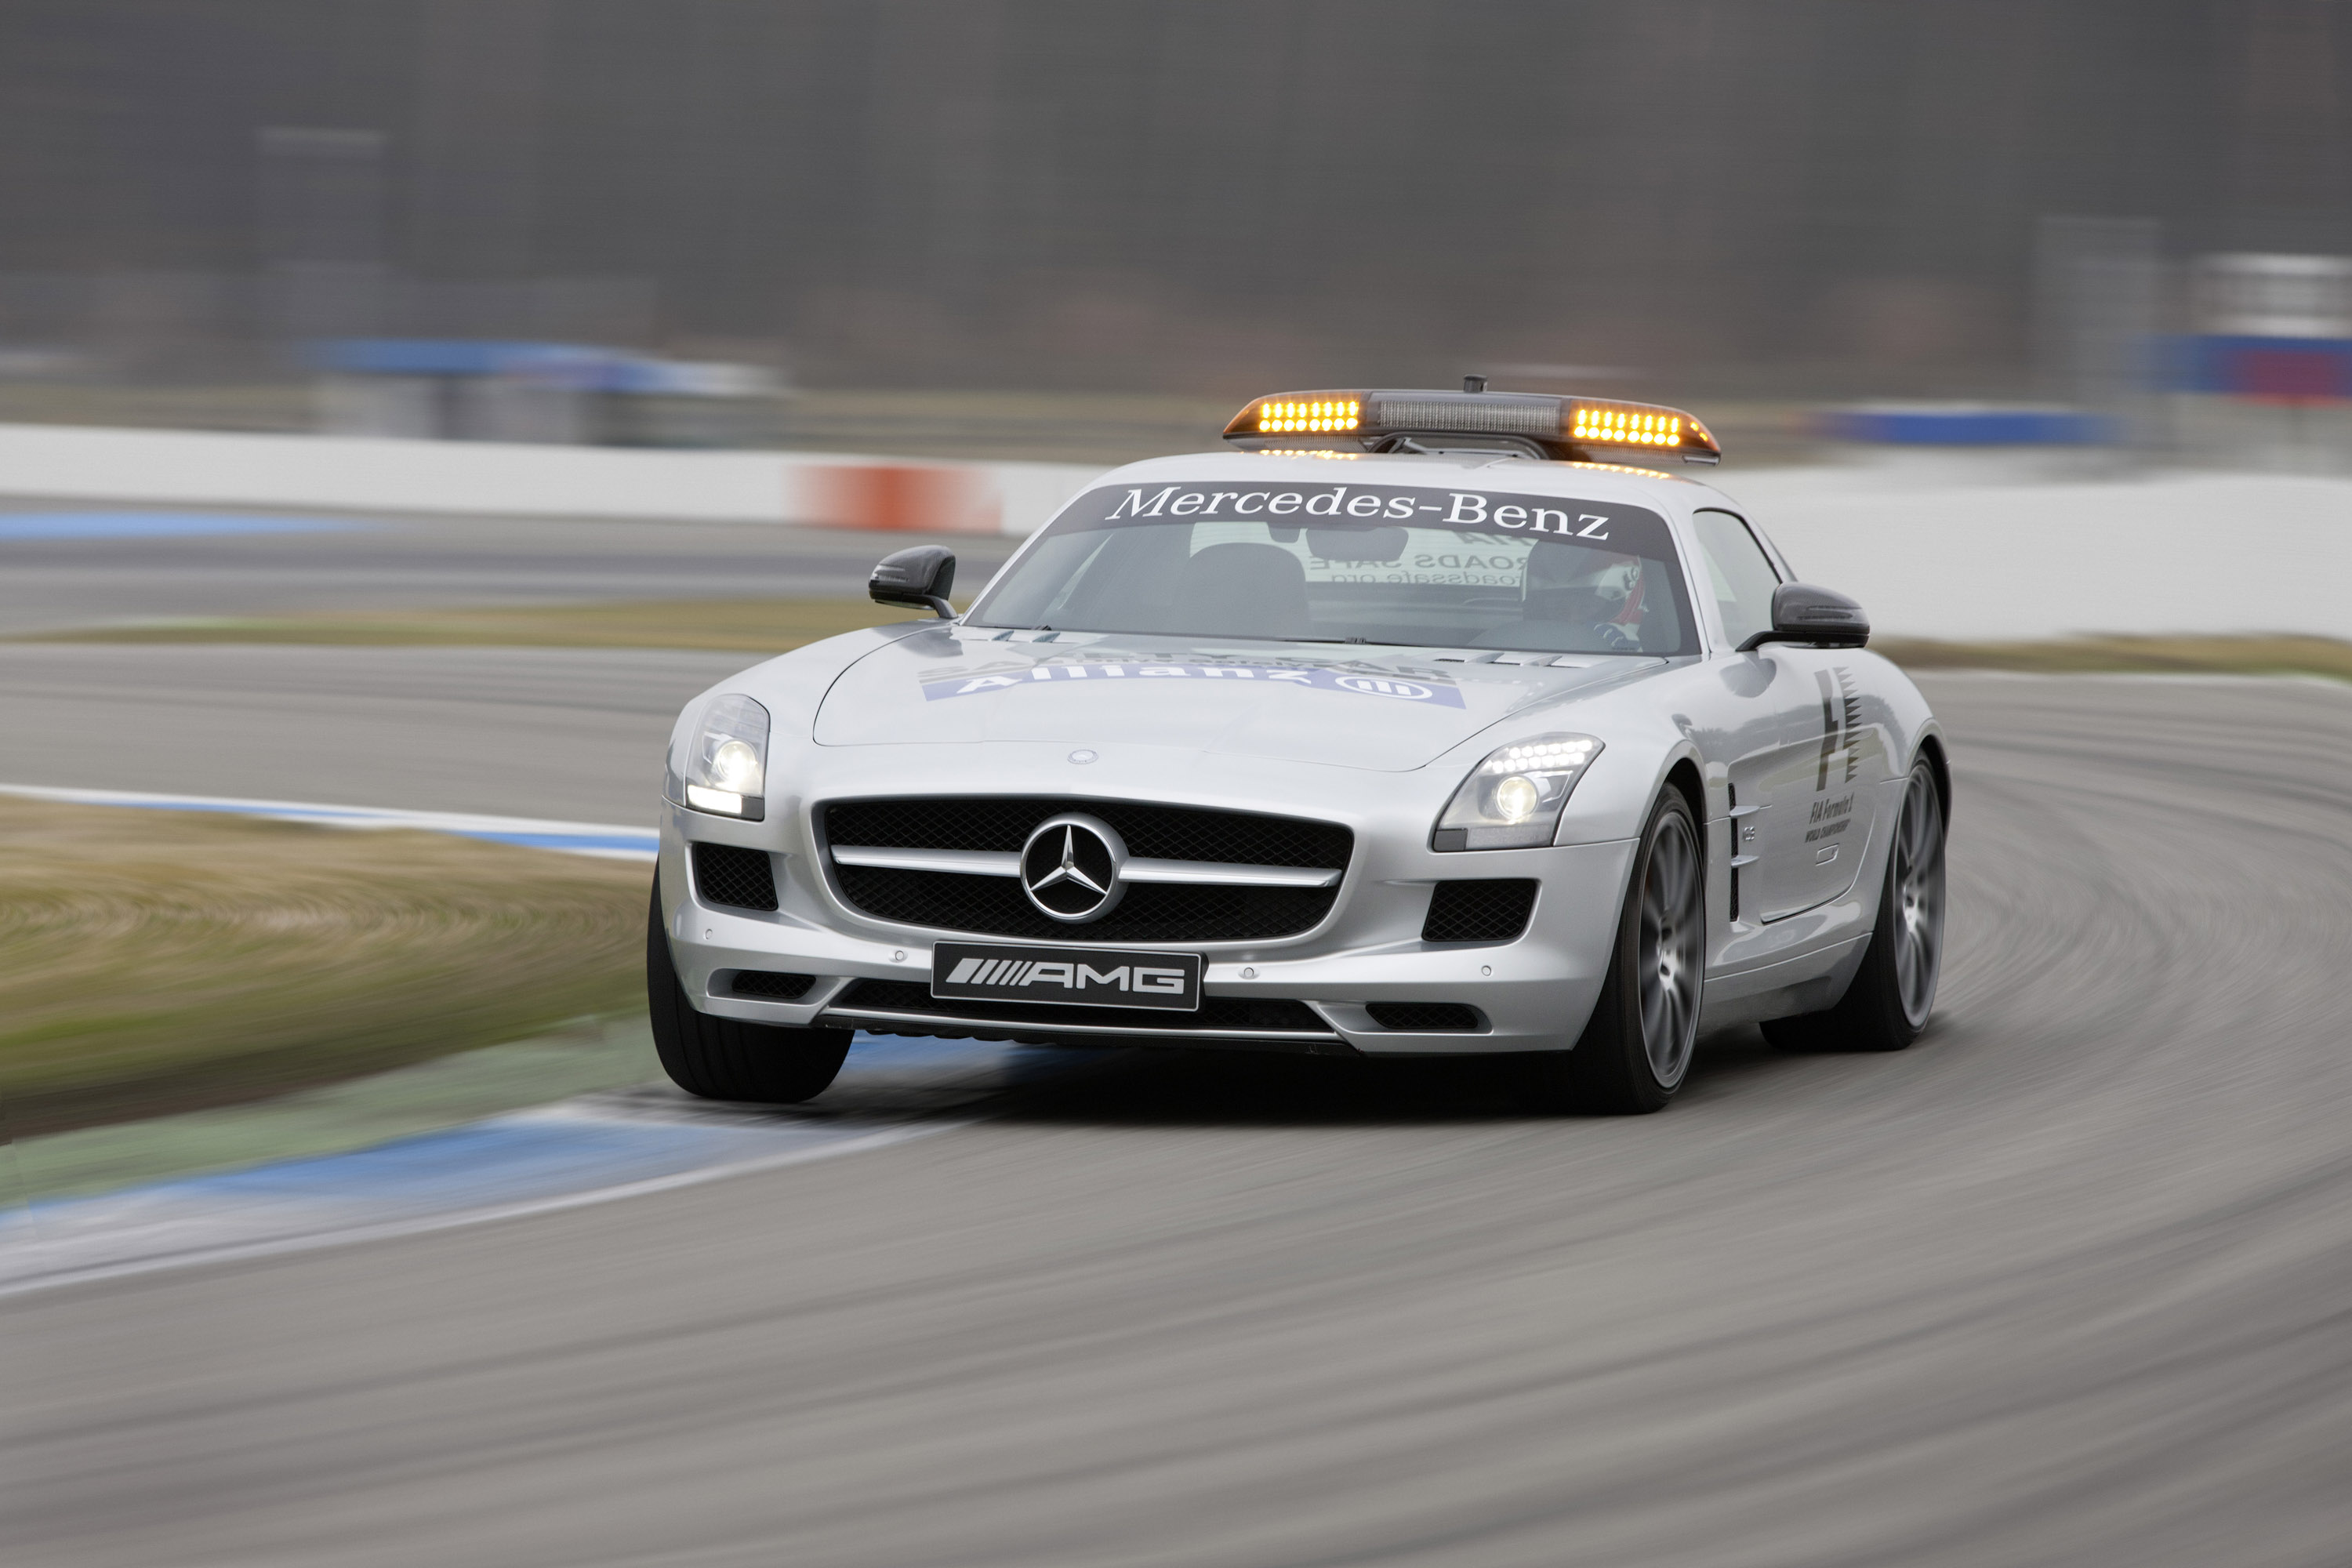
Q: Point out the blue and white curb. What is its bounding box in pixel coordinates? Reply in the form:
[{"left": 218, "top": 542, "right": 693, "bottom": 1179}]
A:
[
  {"left": 0, "top": 792, "right": 1106, "bottom": 1295},
  {"left": 0, "top": 783, "right": 658, "bottom": 862},
  {"left": 0, "top": 1036, "right": 1087, "bottom": 1298},
  {"left": 0, "top": 1108, "right": 934, "bottom": 1298}
]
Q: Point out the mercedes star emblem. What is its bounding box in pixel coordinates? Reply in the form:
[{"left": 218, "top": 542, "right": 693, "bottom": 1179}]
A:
[{"left": 1019, "top": 812, "right": 1128, "bottom": 922}]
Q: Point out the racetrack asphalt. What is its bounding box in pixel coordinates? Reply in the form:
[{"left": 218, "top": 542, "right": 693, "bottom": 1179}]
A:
[
  {"left": 0, "top": 642, "right": 746, "bottom": 820},
  {"left": 7, "top": 669, "right": 2350, "bottom": 1566},
  {"left": 0, "top": 503, "right": 1018, "bottom": 636},
  {"left": 0, "top": 510, "right": 1030, "bottom": 639}
]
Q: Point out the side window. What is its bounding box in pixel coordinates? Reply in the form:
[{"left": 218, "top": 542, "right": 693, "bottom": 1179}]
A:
[{"left": 1690, "top": 509, "right": 1781, "bottom": 650}]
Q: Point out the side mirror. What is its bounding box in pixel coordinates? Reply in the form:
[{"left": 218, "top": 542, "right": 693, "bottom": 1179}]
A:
[
  {"left": 1737, "top": 583, "right": 1869, "bottom": 652},
  {"left": 869, "top": 546, "right": 956, "bottom": 619}
]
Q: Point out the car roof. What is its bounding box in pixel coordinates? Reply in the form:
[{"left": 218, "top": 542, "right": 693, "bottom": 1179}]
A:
[{"left": 1083, "top": 448, "right": 1737, "bottom": 518}]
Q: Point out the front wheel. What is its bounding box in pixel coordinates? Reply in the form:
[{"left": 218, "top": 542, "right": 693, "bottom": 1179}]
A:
[
  {"left": 1520, "top": 788, "right": 1706, "bottom": 1115},
  {"left": 1762, "top": 758, "right": 1947, "bottom": 1053},
  {"left": 646, "top": 881, "right": 852, "bottom": 1102}
]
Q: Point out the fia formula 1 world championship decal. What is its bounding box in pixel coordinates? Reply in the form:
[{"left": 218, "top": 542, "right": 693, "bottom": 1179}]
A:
[{"left": 920, "top": 660, "right": 1467, "bottom": 707}]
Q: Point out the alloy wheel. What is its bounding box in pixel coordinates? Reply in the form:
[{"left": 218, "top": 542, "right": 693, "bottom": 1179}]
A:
[
  {"left": 1892, "top": 769, "right": 1947, "bottom": 1028},
  {"left": 1637, "top": 811, "right": 1704, "bottom": 1087}
]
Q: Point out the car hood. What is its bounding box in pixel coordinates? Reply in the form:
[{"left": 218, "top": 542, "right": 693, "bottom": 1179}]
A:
[{"left": 810, "top": 625, "right": 1668, "bottom": 771}]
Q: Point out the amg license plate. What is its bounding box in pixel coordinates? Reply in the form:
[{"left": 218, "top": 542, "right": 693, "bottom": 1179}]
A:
[{"left": 931, "top": 941, "right": 1202, "bottom": 1012}]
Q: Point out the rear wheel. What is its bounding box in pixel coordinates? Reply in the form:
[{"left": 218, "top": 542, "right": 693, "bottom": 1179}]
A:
[
  {"left": 1521, "top": 788, "right": 1705, "bottom": 1114},
  {"left": 646, "top": 881, "right": 852, "bottom": 1102},
  {"left": 1762, "top": 758, "right": 1946, "bottom": 1053}
]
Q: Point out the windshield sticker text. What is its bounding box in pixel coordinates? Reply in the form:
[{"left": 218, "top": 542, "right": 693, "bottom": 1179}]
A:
[{"left": 920, "top": 661, "right": 1467, "bottom": 708}]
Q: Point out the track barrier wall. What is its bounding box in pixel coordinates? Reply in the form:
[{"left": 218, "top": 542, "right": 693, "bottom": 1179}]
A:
[
  {"left": 5, "top": 422, "right": 2351, "bottom": 641},
  {"left": 0, "top": 422, "right": 1104, "bottom": 535}
]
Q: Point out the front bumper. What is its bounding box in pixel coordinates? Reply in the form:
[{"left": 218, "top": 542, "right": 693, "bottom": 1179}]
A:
[{"left": 658, "top": 756, "right": 1635, "bottom": 1056}]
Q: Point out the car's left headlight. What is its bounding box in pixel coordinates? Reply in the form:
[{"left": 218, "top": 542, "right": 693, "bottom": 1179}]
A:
[
  {"left": 683, "top": 694, "right": 769, "bottom": 819},
  {"left": 1432, "top": 732, "right": 1604, "bottom": 850}
]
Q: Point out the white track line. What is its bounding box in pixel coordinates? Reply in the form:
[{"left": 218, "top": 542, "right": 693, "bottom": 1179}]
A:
[{"left": 0, "top": 1121, "right": 954, "bottom": 1301}]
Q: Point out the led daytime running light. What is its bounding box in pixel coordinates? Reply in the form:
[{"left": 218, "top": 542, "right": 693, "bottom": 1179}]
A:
[
  {"left": 681, "top": 693, "right": 771, "bottom": 820},
  {"left": 1435, "top": 731, "right": 1607, "bottom": 851},
  {"left": 1481, "top": 737, "right": 1599, "bottom": 774}
]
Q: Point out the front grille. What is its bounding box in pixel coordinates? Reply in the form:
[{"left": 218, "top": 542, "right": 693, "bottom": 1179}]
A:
[
  {"left": 824, "top": 797, "right": 1350, "bottom": 866},
  {"left": 692, "top": 842, "right": 779, "bottom": 912},
  {"left": 730, "top": 970, "right": 815, "bottom": 1000},
  {"left": 1422, "top": 879, "right": 1537, "bottom": 943},
  {"left": 1364, "top": 1001, "right": 1484, "bottom": 1032},
  {"left": 832, "top": 868, "right": 1334, "bottom": 943},
  {"left": 822, "top": 797, "right": 1351, "bottom": 943},
  {"left": 827, "top": 979, "right": 1330, "bottom": 1040}
]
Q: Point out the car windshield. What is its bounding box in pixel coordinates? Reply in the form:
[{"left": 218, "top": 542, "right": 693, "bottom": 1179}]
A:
[{"left": 967, "top": 478, "right": 1697, "bottom": 655}]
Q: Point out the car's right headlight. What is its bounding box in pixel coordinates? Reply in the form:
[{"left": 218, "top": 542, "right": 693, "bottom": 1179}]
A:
[
  {"left": 682, "top": 694, "right": 770, "bottom": 820},
  {"left": 1432, "top": 732, "right": 1604, "bottom": 850}
]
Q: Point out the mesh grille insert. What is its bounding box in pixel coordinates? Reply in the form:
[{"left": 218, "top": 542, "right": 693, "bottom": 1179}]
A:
[
  {"left": 731, "top": 971, "right": 815, "bottom": 1000},
  {"left": 1422, "top": 879, "right": 1537, "bottom": 944},
  {"left": 831, "top": 979, "right": 1328, "bottom": 1034},
  {"left": 1364, "top": 1001, "right": 1484, "bottom": 1032},
  {"left": 692, "top": 842, "right": 779, "bottom": 912},
  {"left": 822, "top": 798, "right": 1350, "bottom": 942}
]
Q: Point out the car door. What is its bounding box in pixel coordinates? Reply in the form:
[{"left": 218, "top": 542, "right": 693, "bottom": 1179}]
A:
[
  {"left": 1688, "top": 508, "right": 1832, "bottom": 924},
  {"left": 1763, "top": 641, "right": 1892, "bottom": 915}
]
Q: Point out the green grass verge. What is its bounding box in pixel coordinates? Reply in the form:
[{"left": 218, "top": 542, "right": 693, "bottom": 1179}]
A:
[
  {"left": 0, "top": 797, "right": 651, "bottom": 1137},
  {"left": 1876, "top": 634, "right": 2352, "bottom": 683},
  {"left": 15, "top": 597, "right": 946, "bottom": 653},
  {"left": 9, "top": 1015, "right": 660, "bottom": 1203}
]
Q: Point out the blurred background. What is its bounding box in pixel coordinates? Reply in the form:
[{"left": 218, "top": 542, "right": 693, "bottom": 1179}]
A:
[{"left": 2, "top": 0, "right": 2350, "bottom": 465}]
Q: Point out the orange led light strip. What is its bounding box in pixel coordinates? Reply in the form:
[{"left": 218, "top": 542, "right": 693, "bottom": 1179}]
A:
[
  {"left": 1571, "top": 406, "right": 1685, "bottom": 447},
  {"left": 1257, "top": 397, "right": 1362, "bottom": 434}
]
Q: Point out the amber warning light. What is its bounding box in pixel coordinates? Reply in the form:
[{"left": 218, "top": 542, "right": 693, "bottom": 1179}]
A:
[
  {"left": 1224, "top": 388, "right": 1720, "bottom": 463},
  {"left": 1256, "top": 397, "right": 1362, "bottom": 434},
  {"left": 1573, "top": 404, "right": 1691, "bottom": 448}
]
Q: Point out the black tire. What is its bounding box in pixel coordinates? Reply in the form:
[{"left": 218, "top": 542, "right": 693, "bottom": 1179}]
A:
[
  {"left": 1762, "top": 758, "right": 1947, "bottom": 1054},
  {"left": 646, "top": 880, "right": 852, "bottom": 1102},
  {"left": 1520, "top": 788, "right": 1706, "bottom": 1115}
]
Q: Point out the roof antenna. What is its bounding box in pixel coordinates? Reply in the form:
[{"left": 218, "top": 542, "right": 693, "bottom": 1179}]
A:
[{"left": 1462, "top": 375, "right": 1487, "bottom": 394}]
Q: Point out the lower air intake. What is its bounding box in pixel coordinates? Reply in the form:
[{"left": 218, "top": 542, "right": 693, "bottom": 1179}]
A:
[
  {"left": 827, "top": 979, "right": 1330, "bottom": 1038},
  {"left": 730, "top": 971, "right": 815, "bottom": 1000},
  {"left": 1422, "top": 879, "right": 1537, "bottom": 944},
  {"left": 1363, "top": 1002, "right": 1484, "bottom": 1032},
  {"left": 692, "top": 842, "right": 779, "bottom": 913}
]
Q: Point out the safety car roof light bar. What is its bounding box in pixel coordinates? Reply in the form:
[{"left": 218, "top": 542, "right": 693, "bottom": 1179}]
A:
[{"left": 1221, "top": 383, "right": 1722, "bottom": 464}]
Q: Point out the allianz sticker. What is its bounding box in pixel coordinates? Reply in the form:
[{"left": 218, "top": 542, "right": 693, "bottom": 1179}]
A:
[{"left": 920, "top": 658, "right": 1467, "bottom": 708}]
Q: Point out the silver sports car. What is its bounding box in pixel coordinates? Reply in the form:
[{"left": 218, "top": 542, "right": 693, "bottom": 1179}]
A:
[{"left": 649, "top": 384, "right": 1948, "bottom": 1113}]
